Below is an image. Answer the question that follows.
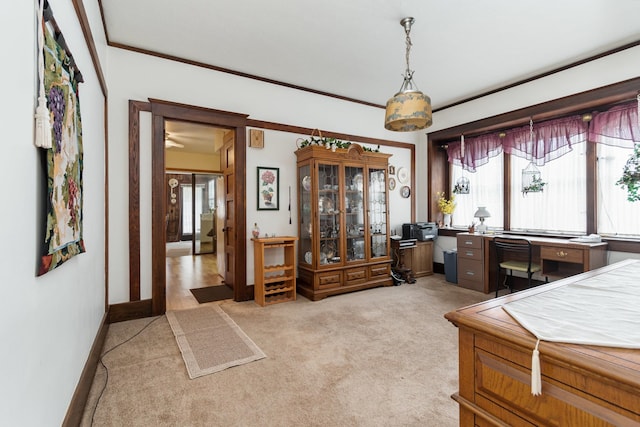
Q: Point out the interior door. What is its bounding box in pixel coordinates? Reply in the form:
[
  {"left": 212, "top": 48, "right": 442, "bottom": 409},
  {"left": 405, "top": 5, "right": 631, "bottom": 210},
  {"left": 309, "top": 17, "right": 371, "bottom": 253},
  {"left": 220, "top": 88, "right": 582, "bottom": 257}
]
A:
[
  {"left": 221, "top": 131, "right": 236, "bottom": 295},
  {"left": 216, "top": 176, "right": 225, "bottom": 273}
]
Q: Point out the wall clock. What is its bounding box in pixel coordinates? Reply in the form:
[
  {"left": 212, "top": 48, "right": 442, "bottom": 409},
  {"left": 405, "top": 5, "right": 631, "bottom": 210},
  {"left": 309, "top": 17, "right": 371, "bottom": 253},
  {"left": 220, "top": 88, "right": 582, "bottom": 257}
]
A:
[{"left": 400, "top": 185, "right": 411, "bottom": 198}]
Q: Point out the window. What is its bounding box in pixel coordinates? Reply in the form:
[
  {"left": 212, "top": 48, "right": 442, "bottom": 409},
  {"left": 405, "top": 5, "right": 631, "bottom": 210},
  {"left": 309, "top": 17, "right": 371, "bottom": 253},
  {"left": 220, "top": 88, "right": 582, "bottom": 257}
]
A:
[
  {"left": 510, "top": 143, "right": 586, "bottom": 234},
  {"left": 597, "top": 144, "right": 640, "bottom": 237},
  {"left": 451, "top": 153, "right": 504, "bottom": 230}
]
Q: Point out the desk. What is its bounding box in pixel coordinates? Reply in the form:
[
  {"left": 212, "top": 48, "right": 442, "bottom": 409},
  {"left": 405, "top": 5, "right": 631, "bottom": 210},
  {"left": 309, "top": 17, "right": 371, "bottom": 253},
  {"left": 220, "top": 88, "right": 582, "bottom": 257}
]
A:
[
  {"left": 445, "top": 260, "right": 640, "bottom": 426},
  {"left": 457, "top": 233, "right": 607, "bottom": 293}
]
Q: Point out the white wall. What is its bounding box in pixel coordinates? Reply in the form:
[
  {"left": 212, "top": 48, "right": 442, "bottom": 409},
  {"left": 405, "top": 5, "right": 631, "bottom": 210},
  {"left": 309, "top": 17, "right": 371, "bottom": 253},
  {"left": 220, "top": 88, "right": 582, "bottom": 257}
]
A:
[
  {"left": 106, "top": 47, "right": 419, "bottom": 302},
  {"left": 0, "top": 0, "right": 106, "bottom": 425}
]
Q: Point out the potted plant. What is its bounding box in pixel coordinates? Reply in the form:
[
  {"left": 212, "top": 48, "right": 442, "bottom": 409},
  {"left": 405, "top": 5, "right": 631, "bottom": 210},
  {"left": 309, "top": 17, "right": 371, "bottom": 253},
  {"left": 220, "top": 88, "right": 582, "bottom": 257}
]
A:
[
  {"left": 522, "top": 176, "right": 547, "bottom": 196},
  {"left": 616, "top": 143, "right": 640, "bottom": 202}
]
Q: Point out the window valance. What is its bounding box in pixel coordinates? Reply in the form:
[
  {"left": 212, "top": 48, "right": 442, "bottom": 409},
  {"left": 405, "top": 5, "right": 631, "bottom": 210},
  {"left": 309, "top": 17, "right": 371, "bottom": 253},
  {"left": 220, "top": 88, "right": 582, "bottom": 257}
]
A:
[
  {"left": 448, "top": 99, "right": 639, "bottom": 172},
  {"left": 589, "top": 100, "right": 639, "bottom": 148}
]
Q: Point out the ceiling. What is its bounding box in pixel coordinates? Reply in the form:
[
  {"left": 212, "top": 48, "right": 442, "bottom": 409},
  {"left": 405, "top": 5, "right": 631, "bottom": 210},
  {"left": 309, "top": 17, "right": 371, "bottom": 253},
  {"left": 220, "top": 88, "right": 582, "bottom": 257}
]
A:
[{"left": 102, "top": 0, "right": 640, "bottom": 112}]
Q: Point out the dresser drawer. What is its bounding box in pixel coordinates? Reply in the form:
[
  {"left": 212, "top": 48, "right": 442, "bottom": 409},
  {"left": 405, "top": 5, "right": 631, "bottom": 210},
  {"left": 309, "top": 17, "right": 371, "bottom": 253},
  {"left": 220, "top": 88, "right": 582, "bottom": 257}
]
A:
[
  {"left": 458, "top": 234, "right": 483, "bottom": 250},
  {"left": 541, "top": 246, "right": 583, "bottom": 264}
]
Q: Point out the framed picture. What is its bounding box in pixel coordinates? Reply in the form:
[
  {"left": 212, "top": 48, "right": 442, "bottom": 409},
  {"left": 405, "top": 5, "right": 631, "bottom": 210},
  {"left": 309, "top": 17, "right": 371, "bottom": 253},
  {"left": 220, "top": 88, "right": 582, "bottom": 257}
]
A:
[
  {"left": 257, "top": 166, "right": 279, "bottom": 210},
  {"left": 388, "top": 165, "right": 396, "bottom": 175},
  {"left": 249, "top": 129, "right": 264, "bottom": 148}
]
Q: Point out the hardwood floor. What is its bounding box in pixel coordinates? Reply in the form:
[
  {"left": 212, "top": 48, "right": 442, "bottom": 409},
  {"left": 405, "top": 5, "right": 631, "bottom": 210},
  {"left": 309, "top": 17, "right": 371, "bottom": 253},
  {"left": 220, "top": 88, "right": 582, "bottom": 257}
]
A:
[{"left": 166, "top": 251, "right": 226, "bottom": 311}]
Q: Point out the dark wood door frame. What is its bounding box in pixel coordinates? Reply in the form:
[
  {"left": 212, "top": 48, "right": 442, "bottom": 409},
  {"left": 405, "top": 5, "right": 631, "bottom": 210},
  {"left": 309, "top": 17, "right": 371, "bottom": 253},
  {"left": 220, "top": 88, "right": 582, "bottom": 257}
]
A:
[{"left": 149, "top": 99, "right": 249, "bottom": 315}]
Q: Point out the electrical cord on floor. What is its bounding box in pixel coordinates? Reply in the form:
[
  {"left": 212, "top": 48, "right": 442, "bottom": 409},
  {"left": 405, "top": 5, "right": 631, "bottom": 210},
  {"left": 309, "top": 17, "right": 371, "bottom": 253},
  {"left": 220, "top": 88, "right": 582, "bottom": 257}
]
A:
[{"left": 90, "top": 316, "right": 163, "bottom": 426}]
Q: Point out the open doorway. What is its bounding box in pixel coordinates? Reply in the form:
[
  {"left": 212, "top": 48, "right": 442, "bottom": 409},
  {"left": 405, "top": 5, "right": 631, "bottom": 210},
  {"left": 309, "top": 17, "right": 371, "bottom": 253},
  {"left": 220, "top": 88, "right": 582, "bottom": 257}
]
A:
[
  {"left": 166, "top": 172, "right": 221, "bottom": 255},
  {"left": 164, "top": 119, "right": 231, "bottom": 310}
]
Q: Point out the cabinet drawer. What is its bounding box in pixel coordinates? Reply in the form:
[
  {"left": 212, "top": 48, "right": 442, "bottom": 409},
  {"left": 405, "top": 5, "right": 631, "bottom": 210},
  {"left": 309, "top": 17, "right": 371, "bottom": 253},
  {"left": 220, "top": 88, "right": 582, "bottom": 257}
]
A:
[
  {"left": 458, "top": 258, "right": 483, "bottom": 281},
  {"left": 540, "top": 246, "right": 583, "bottom": 264},
  {"left": 458, "top": 234, "right": 483, "bottom": 249},
  {"left": 458, "top": 247, "right": 482, "bottom": 260},
  {"left": 369, "top": 264, "right": 390, "bottom": 277},
  {"left": 345, "top": 267, "right": 367, "bottom": 285},
  {"left": 317, "top": 271, "right": 341, "bottom": 289}
]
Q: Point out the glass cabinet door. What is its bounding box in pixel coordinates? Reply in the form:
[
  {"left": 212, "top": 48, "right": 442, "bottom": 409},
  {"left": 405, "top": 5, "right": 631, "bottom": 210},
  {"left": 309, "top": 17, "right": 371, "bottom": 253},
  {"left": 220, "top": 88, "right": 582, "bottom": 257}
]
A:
[
  {"left": 299, "top": 164, "right": 312, "bottom": 265},
  {"left": 344, "top": 166, "right": 365, "bottom": 262},
  {"left": 368, "top": 168, "right": 388, "bottom": 258},
  {"left": 318, "top": 163, "right": 341, "bottom": 266}
]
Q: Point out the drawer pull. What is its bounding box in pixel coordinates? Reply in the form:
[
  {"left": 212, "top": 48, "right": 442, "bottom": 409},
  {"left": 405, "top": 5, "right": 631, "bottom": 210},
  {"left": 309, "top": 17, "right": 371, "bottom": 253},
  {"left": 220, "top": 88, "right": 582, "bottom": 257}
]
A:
[
  {"left": 465, "top": 251, "right": 474, "bottom": 256},
  {"left": 464, "top": 241, "right": 473, "bottom": 245},
  {"left": 466, "top": 271, "right": 475, "bottom": 276},
  {"left": 556, "top": 250, "right": 568, "bottom": 258}
]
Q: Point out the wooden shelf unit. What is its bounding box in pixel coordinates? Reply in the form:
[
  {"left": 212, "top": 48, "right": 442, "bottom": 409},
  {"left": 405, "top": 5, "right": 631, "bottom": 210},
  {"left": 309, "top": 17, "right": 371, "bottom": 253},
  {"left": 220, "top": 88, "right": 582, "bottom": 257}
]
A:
[{"left": 252, "top": 236, "right": 298, "bottom": 306}]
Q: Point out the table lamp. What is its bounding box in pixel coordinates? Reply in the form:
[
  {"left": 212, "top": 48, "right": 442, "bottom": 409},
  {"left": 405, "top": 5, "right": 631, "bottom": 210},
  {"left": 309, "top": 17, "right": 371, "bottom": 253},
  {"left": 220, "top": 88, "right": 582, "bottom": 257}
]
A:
[{"left": 474, "top": 207, "right": 491, "bottom": 234}]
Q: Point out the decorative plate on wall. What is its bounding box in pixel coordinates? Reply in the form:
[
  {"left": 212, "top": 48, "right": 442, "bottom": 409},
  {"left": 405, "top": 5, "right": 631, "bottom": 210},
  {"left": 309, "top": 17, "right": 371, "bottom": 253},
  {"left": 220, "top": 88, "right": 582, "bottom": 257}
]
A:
[
  {"left": 388, "top": 177, "right": 396, "bottom": 191},
  {"left": 400, "top": 185, "right": 411, "bottom": 198},
  {"left": 397, "top": 167, "right": 409, "bottom": 184}
]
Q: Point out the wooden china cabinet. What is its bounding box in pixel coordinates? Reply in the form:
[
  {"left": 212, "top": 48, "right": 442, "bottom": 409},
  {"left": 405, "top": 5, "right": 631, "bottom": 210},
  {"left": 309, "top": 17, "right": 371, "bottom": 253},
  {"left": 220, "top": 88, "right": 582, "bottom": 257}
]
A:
[{"left": 296, "top": 143, "right": 393, "bottom": 301}]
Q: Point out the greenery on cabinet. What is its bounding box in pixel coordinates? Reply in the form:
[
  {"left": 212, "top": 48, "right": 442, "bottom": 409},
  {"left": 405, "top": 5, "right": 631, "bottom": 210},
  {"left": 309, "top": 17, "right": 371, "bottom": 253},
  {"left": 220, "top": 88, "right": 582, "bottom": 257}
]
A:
[
  {"left": 296, "top": 133, "right": 380, "bottom": 152},
  {"left": 616, "top": 143, "right": 640, "bottom": 202}
]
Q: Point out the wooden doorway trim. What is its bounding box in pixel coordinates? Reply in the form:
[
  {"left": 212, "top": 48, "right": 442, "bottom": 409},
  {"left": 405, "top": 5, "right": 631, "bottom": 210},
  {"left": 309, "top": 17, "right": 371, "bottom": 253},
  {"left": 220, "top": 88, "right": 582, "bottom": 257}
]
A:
[{"left": 149, "top": 99, "right": 249, "bottom": 315}]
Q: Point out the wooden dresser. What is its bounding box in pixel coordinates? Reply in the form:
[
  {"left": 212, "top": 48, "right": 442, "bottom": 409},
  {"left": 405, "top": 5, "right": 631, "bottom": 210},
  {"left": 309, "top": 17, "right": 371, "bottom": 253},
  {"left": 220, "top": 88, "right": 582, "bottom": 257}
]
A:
[{"left": 445, "top": 260, "right": 640, "bottom": 426}]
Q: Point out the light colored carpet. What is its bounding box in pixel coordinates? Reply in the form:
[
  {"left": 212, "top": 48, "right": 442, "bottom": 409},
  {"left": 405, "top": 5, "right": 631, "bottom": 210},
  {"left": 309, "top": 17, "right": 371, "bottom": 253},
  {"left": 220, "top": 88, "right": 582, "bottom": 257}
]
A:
[
  {"left": 166, "top": 305, "right": 266, "bottom": 379},
  {"left": 81, "top": 275, "right": 491, "bottom": 426}
]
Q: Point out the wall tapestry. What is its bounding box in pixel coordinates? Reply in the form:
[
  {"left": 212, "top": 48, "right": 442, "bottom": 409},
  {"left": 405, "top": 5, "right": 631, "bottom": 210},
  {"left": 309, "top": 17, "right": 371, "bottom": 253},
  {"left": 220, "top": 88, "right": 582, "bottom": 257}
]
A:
[{"left": 38, "top": 4, "right": 85, "bottom": 275}]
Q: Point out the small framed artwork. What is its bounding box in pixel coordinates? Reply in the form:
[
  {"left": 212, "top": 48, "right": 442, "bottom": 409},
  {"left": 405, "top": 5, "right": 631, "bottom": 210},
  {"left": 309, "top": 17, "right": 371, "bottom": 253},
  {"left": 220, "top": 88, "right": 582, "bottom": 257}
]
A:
[
  {"left": 257, "top": 166, "right": 279, "bottom": 210},
  {"left": 249, "top": 129, "right": 264, "bottom": 148},
  {"left": 400, "top": 185, "right": 411, "bottom": 198},
  {"left": 388, "top": 165, "right": 396, "bottom": 175}
]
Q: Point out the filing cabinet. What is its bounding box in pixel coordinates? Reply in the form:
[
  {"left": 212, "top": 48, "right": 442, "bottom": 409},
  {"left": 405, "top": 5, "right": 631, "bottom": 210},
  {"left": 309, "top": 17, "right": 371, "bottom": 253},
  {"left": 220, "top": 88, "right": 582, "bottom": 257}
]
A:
[{"left": 457, "top": 233, "right": 484, "bottom": 292}]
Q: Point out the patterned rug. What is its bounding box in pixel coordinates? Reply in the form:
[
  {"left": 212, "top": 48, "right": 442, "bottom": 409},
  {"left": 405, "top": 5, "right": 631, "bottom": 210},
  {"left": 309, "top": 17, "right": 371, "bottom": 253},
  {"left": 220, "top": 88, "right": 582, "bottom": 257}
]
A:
[{"left": 166, "top": 305, "right": 266, "bottom": 379}]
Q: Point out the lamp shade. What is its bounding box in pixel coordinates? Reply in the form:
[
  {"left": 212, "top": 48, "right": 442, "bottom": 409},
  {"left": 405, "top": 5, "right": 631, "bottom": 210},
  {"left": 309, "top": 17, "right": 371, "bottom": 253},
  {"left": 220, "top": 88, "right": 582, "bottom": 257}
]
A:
[
  {"left": 384, "top": 91, "right": 432, "bottom": 132},
  {"left": 474, "top": 207, "right": 491, "bottom": 219}
]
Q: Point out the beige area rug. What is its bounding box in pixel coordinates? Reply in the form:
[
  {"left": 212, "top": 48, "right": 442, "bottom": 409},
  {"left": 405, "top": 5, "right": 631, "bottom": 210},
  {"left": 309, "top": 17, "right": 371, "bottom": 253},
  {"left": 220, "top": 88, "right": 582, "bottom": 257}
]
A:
[{"left": 166, "top": 305, "right": 266, "bottom": 379}]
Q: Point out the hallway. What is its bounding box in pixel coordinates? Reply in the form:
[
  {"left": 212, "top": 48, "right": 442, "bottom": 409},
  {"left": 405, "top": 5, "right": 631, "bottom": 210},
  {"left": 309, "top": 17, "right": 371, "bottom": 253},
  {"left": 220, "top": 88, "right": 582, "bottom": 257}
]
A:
[{"left": 166, "top": 243, "right": 227, "bottom": 311}]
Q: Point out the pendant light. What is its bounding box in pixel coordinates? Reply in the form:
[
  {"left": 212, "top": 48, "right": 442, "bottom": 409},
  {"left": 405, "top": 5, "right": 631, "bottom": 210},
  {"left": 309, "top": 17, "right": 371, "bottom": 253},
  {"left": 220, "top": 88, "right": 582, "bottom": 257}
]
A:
[{"left": 384, "top": 17, "right": 432, "bottom": 132}]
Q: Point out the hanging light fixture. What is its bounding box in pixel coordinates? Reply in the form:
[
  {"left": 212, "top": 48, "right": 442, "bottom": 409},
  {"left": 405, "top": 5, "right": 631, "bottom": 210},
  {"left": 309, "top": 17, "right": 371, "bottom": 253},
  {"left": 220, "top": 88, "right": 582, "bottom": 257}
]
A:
[{"left": 384, "top": 17, "right": 432, "bottom": 132}]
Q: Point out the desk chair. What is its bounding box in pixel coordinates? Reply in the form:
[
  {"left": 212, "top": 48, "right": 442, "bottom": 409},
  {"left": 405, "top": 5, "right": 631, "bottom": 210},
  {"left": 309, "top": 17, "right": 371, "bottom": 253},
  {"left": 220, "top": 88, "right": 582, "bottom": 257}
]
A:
[{"left": 493, "top": 237, "right": 543, "bottom": 297}]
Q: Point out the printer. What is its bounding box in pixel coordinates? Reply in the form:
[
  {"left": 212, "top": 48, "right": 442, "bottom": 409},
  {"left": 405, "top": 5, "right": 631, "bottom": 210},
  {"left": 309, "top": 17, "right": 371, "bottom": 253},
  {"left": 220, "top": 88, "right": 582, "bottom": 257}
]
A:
[{"left": 402, "top": 222, "right": 438, "bottom": 241}]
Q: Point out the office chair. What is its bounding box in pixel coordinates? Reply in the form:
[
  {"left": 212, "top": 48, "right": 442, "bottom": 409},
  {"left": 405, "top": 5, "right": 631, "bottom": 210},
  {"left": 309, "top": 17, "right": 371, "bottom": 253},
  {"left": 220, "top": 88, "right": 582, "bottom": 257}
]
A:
[{"left": 493, "top": 237, "right": 544, "bottom": 297}]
